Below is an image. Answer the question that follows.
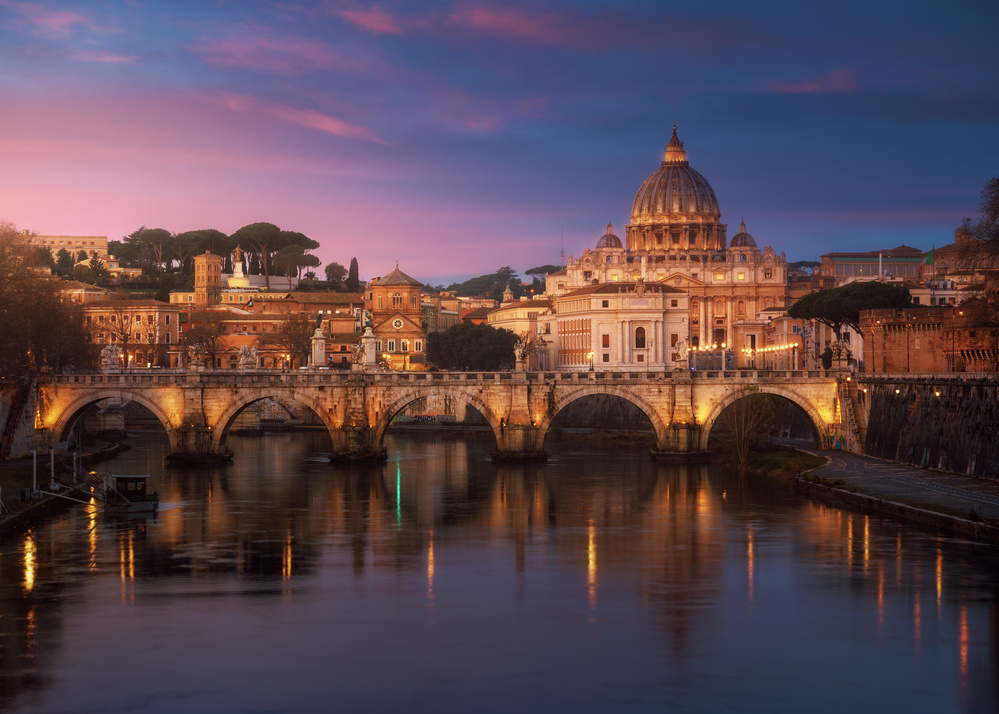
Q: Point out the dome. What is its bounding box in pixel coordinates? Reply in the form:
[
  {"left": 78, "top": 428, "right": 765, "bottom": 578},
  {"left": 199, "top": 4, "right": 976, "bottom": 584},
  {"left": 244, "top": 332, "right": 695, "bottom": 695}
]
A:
[
  {"left": 630, "top": 126, "right": 721, "bottom": 223},
  {"left": 729, "top": 221, "right": 756, "bottom": 248},
  {"left": 596, "top": 222, "right": 622, "bottom": 249}
]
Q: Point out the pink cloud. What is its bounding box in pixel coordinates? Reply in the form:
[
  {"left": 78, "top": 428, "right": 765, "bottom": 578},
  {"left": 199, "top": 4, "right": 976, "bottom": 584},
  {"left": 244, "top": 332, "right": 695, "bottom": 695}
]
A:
[
  {"left": 768, "top": 69, "right": 857, "bottom": 94},
  {"left": 219, "top": 93, "right": 387, "bottom": 144},
  {"left": 72, "top": 49, "right": 138, "bottom": 64},
  {"left": 448, "top": 6, "right": 558, "bottom": 44},
  {"left": 192, "top": 33, "right": 342, "bottom": 75},
  {"left": 337, "top": 6, "right": 406, "bottom": 35}
]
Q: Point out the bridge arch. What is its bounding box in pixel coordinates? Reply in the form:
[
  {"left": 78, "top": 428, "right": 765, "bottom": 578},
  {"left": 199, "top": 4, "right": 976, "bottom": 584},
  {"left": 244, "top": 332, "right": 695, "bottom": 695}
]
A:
[
  {"left": 373, "top": 386, "right": 503, "bottom": 450},
  {"left": 48, "top": 389, "right": 183, "bottom": 453},
  {"left": 698, "top": 385, "right": 829, "bottom": 451},
  {"left": 210, "top": 390, "right": 337, "bottom": 451},
  {"left": 536, "top": 386, "right": 669, "bottom": 450}
]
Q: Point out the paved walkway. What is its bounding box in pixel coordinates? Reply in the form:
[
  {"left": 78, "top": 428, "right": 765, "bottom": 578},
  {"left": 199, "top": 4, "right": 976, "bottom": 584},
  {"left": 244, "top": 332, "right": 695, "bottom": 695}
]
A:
[{"left": 799, "top": 446, "right": 999, "bottom": 523}]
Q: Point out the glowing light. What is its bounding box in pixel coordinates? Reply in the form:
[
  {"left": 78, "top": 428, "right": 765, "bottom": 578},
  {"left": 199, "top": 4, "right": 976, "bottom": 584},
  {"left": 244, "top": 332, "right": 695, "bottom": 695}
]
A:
[
  {"left": 282, "top": 533, "right": 293, "bottom": 581},
  {"left": 23, "top": 534, "right": 36, "bottom": 593},
  {"left": 958, "top": 604, "right": 969, "bottom": 695},
  {"left": 936, "top": 547, "right": 943, "bottom": 615},
  {"left": 747, "top": 527, "right": 754, "bottom": 602},
  {"left": 427, "top": 530, "right": 435, "bottom": 605},
  {"left": 587, "top": 518, "right": 597, "bottom": 611}
]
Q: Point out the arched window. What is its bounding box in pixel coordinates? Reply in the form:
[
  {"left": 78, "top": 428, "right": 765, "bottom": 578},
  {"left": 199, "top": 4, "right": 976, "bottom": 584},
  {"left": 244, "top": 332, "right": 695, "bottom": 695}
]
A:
[
  {"left": 377, "top": 295, "right": 383, "bottom": 308},
  {"left": 635, "top": 327, "right": 646, "bottom": 349},
  {"left": 393, "top": 293, "right": 402, "bottom": 309},
  {"left": 740, "top": 254, "right": 747, "bottom": 263},
  {"left": 737, "top": 300, "right": 745, "bottom": 316}
]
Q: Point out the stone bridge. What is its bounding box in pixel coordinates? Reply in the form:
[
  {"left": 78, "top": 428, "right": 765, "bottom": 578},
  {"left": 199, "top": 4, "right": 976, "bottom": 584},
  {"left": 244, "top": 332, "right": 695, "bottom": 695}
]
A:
[{"left": 34, "top": 368, "right": 855, "bottom": 461}]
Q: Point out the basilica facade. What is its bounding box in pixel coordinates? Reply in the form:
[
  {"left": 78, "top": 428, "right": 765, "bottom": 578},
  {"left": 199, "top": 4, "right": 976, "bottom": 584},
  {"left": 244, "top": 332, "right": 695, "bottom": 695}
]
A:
[{"left": 546, "top": 126, "right": 788, "bottom": 366}]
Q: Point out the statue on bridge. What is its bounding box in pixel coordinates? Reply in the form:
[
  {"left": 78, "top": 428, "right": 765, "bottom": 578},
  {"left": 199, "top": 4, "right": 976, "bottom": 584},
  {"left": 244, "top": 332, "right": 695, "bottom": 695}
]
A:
[
  {"left": 237, "top": 345, "right": 259, "bottom": 370},
  {"left": 100, "top": 344, "right": 123, "bottom": 372},
  {"left": 675, "top": 338, "right": 688, "bottom": 362}
]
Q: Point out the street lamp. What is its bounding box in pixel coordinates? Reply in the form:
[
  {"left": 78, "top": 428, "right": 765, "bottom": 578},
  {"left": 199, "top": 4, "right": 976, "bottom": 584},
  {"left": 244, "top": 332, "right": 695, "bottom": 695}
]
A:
[{"left": 587, "top": 351, "right": 594, "bottom": 371}]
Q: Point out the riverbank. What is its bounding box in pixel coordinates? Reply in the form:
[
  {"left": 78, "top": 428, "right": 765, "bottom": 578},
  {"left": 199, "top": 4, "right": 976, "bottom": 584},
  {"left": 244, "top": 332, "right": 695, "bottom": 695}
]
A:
[{"left": 787, "top": 448, "right": 999, "bottom": 545}]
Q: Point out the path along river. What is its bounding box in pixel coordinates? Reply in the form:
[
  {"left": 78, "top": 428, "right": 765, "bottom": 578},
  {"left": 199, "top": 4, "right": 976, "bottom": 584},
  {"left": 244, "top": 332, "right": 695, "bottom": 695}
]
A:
[{"left": 1, "top": 430, "right": 998, "bottom": 713}]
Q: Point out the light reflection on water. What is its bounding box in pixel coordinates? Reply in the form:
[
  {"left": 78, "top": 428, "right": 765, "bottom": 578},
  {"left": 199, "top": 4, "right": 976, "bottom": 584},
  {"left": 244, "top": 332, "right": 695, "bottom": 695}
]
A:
[{"left": 1, "top": 429, "right": 997, "bottom": 713}]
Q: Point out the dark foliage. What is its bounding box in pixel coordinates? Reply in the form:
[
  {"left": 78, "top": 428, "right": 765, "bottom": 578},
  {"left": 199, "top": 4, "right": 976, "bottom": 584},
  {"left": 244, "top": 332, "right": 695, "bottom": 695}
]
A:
[
  {"left": 788, "top": 281, "right": 911, "bottom": 336},
  {"left": 426, "top": 322, "right": 518, "bottom": 371}
]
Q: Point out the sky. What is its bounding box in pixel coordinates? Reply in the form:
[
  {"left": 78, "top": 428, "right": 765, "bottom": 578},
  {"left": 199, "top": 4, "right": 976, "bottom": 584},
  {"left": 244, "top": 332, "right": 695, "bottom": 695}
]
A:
[{"left": 2, "top": 0, "right": 998, "bottom": 286}]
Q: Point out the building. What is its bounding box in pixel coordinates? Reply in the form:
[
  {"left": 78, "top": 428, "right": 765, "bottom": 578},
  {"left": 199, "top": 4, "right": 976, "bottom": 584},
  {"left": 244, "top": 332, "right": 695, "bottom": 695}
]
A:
[
  {"left": 193, "top": 251, "right": 223, "bottom": 306},
  {"left": 30, "top": 234, "right": 109, "bottom": 261},
  {"left": 818, "top": 245, "right": 924, "bottom": 284},
  {"left": 548, "top": 126, "right": 788, "bottom": 364},
  {"left": 545, "top": 281, "right": 688, "bottom": 371},
  {"left": 366, "top": 265, "right": 427, "bottom": 370},
  {"left": 486, "top": 297, "right": 554, "bottom": 370},
  {"left": 83, "top": 299, "right": 183, "bottom": 368}
]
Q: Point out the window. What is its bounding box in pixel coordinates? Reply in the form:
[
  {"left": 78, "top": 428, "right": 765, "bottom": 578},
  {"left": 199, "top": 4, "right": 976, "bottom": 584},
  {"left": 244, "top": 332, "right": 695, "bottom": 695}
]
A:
[
  {"left": 147, "top": 315, "right": 154, "bottom": 324},
  {"left": 415, "top": 340, "right": 422, "bottom": 352},
  {"left": 637, "top": 354, "right": 644, "bottom": 362},
  {"left": 188, "top": 295, "right": 193, "bottom": 302},
  {"left": 740, "top": 254, "right": 746, "bottom": 263},
  {"left": 147, "top": 332, "right": 154, "bottom": 343},
  {"left": 602, "top": 353, "right": 609, "bottom": 363},
  {"left": 635, "top": 327, "right": 646, "bottom": 349},
  {"left": 602, "top": 334, "right": 610, "bottom": 348},
  {"left": 165, "top": 333, "right": 170, "bottom": 344},
  {"left": 393, "top": 293, "right": 402, "bottom": 309},
  {"left": 388, "top": 340, "right": 396, "bottom": 351},
  {"left": 715, "top": 272, "right": 724, "bottom": 281},
  {"left": 377, "top": 295, "right": 383, "bottom": 308},
  {"left": 671, "top": 299, "right": 678, "bottom": 307},
  {"left": 764, "top": 269, "right": 773, "bottom": 280},
  {"left": 401, "top": 340, "right": 409, "bottom": 353},
  {"left": 411, "top": 294, "right": 418, "bottom": 309},
  {"left": 165, "top": 315, "right": 170, "bottom": 325},
  {"left": 737, "top": 272, "right": 745, "bottom": 280},
  {"left": 602, "top": 300, "right": 609, "bottom": 308}
]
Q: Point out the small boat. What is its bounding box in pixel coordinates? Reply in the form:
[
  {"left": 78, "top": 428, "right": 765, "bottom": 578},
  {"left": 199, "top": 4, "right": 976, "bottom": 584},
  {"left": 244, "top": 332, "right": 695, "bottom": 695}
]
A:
[{"left": 105, "top": 474, "right": 159, "bottom": 513}]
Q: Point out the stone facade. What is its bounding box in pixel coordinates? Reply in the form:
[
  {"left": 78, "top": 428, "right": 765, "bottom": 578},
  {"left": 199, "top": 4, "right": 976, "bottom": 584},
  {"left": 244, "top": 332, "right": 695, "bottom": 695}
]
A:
[
  {"left": 861, "top": 307, "right": 999, "bottom": 373},
  {"left": 366, "top": 266, "right": 426, "bottom": 370}
]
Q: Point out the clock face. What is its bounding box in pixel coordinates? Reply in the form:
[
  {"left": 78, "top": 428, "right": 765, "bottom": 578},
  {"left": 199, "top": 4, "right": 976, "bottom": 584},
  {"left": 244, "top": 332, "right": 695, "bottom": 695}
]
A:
[{"left": 392, "top": 318, "right": 404, "bottom": 330}]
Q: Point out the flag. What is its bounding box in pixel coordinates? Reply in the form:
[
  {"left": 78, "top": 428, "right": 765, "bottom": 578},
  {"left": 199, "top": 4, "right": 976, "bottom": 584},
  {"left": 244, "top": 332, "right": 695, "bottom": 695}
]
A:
[{"left": 919, "top": 247, "right": 934, "bottom": 275}]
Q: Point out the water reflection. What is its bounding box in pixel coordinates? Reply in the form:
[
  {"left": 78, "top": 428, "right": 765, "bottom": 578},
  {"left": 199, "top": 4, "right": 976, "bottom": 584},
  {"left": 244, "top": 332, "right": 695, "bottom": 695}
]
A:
[{"left": 0, "top": 430, "right": 997, "bottom": 712}]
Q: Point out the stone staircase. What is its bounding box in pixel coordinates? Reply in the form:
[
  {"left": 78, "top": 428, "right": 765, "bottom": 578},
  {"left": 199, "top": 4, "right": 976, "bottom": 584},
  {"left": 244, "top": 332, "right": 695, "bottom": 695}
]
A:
[{"left": 1, "top": 378, "right": 34, "bottom": 460}]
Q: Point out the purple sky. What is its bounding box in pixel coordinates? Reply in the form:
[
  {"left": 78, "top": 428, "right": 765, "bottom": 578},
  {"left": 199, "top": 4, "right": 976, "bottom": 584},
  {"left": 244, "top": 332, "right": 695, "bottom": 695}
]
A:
[{"left": 2, "top": 1, "right": 997, "bottom": 286}]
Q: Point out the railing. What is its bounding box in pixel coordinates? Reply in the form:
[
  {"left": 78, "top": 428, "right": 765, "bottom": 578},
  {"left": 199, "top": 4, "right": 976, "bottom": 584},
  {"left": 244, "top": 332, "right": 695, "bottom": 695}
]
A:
[{"left": 42, "top": 368, "right": 844, "bottom": 387}]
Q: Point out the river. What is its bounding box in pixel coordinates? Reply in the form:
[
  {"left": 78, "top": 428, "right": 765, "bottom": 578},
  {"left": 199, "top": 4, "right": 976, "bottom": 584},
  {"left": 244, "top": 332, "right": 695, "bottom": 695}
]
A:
[{"left": 1, "top": 429, "right": 997, "bottom": 713}]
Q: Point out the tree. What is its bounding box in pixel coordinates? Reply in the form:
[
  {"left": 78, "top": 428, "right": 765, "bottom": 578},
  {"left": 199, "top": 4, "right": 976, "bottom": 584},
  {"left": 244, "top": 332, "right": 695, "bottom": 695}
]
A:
[
  {"left": 788, "top": 281, "right": 911, "bottom": 338},
  {"left": 77, "top": 249, "right": 88, "bottom": 262},
  {"left": 55, "top": 247, "right": 74, "bottom": 276},
  {"left": 185, "top": 310, "right": 229, "bottom": 368},
  {"left": 266, "top": 313, "right": 315, "bottom": 367},
  {"left": 346, "top": 257, "right": 361, "bottom": 293},
  {"left": 126, "top": 227, "right": 173, "bottom": 271},
  {"left": 713, "top": 388, "right": 778, "bottom": 465},
  {"left": 426, "top": 323, "right": 518, "bottom": 371},
  {"left": 0, "top": 221, "right": 93, "bottom": 375},
  {"left": 88, "top": 256, "right": 109, "bottom": 282},
  {"left": 446, "top": 267, "right": 521, "bottom": 301},
  {"left": 232, "top": 222, "right": 280, "bottom": 288},
  {"left": 274, "top": 244, "right": 321, "bottom": 284},
  {"left": 325, "top": 261, "right": 347, "bottom": 289}
]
